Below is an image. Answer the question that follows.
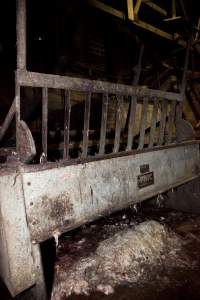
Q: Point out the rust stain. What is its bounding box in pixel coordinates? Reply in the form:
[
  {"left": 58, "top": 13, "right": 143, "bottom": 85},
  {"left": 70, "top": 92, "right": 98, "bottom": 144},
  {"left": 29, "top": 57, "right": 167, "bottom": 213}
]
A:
[
  {"left": 27, "top": 193, "right": 74, "bottom": 241},
  {"left": 41, "top": 193, "right": 73, "bottom": 221}
]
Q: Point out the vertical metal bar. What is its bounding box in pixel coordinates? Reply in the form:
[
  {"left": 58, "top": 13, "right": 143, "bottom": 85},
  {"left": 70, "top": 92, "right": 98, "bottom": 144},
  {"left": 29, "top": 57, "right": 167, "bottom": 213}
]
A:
[
  {"left": 16, "top": 0, "right": 27, "bottom": 70},
  {"left": 113, "top": 95, "right": 123, "bottom": 153},
  {"left": 42, "top": 88, "right": 48, "bottom": 161},
  {"left": 158, "top": 99, "right": 168, "bottom": 145},
  {"left": 177, "top": 40, "right": 191, "bottom": 119},
  {"left": 99, "top": 93, "right": 108, "bottom": 155},
  {"left": 16, "top": 0, "right": 26, "bottom": 156},
  {"left": 148, "top": 97, "right": 159, "bottom": 148},
  {"left": 82, "top": 92, "right": 91, "bottom": 158},
  {"left": 126, "top": 43, "right": 144, "bottom": 151},
  {"left": 138, "top": 97, "right": 148, "bottom": 150},
  {"left": 126, "top": 95, "right": 137, "bottom": 151},
  {"left": 167, "top": 101, "right": 176, "bottom": 144},
  {"left": 63, "top": 90, "right": 71, "bottom": 159}
]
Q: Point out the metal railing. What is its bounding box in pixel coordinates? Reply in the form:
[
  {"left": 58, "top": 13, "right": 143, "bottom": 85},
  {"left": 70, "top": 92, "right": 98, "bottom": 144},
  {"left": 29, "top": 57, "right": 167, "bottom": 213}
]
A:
[
  {"left": 0, "top": 0, "right": 190, "bottom": 164},
  {"left": 15, "top": 69, "right": 182, "bottom": 162}
]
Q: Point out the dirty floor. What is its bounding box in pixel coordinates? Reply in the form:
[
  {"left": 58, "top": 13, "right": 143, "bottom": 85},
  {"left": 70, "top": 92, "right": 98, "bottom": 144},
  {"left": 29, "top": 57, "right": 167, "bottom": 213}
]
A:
[{"left": 1, "top": 205, "right": 200, "bottom": 300}]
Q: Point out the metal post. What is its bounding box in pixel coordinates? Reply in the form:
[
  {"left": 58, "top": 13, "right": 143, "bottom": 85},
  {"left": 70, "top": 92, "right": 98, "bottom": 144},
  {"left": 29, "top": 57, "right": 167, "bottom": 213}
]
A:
[
  {"left": 99, "top": 94, "right": 109, "bottom": 155},
  {"left": 113, "top": 95, "right": 123, "bottom": 153},
  {"left": 138, "top": 97, "right": 148, "bottom": 149},
  {"left": 82, "top": 92, "right": 91, "bottom": 158},
  {"left": 16, "top": 0, "right": 27, "bottom": 155},
  {"left": 16, "top": 0, "right": 27, "bottom": 70},
  {"left": 148, "top": 97, "right": 159, "bottom": 148}
]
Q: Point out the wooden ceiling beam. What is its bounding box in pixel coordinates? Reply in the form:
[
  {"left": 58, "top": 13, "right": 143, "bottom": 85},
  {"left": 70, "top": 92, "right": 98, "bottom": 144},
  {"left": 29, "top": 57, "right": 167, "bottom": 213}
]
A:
[{"left": 87, "top": 0, "right": 185, "bottom": 45}]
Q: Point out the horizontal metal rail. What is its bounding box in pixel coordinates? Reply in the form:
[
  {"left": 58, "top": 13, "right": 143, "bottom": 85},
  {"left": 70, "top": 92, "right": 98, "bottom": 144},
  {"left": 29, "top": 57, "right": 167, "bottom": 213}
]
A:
[
  {"left": 14, "top": 69, "right": 184, "bottom": 162},
  {"left": 16, "top": 70, "right": 182, "bottom": 101}
]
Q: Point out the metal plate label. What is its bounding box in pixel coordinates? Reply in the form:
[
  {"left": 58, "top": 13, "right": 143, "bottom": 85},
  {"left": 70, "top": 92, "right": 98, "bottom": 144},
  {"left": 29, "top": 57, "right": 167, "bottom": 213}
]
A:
[{"left": 138, "top": 172, "right": 154, "bottom": 189}]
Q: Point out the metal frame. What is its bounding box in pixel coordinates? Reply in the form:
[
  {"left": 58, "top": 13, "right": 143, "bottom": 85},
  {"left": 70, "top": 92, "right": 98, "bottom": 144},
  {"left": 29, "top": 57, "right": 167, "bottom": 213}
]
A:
[
  {"left": 13, "top": 0, "right": 191, "bottom": 164},
  {"left": 0, "top": 2, "right": 196, "bottom": 300},
  {"left": 0, "top": 141, "right": 199, "bottom": 299}
]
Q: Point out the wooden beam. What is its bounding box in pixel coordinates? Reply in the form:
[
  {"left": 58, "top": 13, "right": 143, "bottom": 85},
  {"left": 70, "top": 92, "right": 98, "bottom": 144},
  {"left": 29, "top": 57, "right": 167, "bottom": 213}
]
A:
[
  {"left": 87, "top": 0, "right": 184, "bottom": 43},
  {"left": 87, "top": 0, "right": 125, "bottom": 19},
  {"left": 127, "top": 0, "right": 134, "bottom": 20},
  {"left": 134, "top": 19, "right": 173, "bottom": 40},
  {"left": 134, "top": 0, "right": 142, "bottom": 16},
  {"left": 143, "top": 0, "right": 167, "bottom": 16}
]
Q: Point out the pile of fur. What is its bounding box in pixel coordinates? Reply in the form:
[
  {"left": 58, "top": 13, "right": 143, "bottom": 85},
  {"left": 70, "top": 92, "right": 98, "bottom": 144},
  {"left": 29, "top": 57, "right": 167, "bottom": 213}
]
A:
[{"left": 51, "top": 220, "right": 187, "bottom": 300}]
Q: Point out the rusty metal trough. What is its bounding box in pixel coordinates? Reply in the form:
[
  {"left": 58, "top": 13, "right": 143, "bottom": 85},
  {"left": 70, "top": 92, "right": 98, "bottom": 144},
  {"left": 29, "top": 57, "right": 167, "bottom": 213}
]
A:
[{"left": 0, "top": 1, "right": 199, "bottom": 299}]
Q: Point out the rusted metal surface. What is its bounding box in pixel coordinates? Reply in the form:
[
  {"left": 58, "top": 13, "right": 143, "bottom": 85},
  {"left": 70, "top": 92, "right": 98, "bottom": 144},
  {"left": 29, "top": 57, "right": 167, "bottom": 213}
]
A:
[
  {"left": 18, "top": 120, "right": 36, "bottom": 163},
  {"left": 0, "top": 172, "right": 35, "bottom": 297},
  {"left": 16, "top": 70, "right": 182, "bottom": 101},
  {"left": 22, "top": 142, "right": 200, "bottom": 243}
]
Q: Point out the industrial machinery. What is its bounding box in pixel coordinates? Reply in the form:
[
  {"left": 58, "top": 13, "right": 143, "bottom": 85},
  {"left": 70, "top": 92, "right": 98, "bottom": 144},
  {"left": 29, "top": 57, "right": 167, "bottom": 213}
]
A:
[{"left": 0, "top": 1, "right": 199, "bottom": 299}]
